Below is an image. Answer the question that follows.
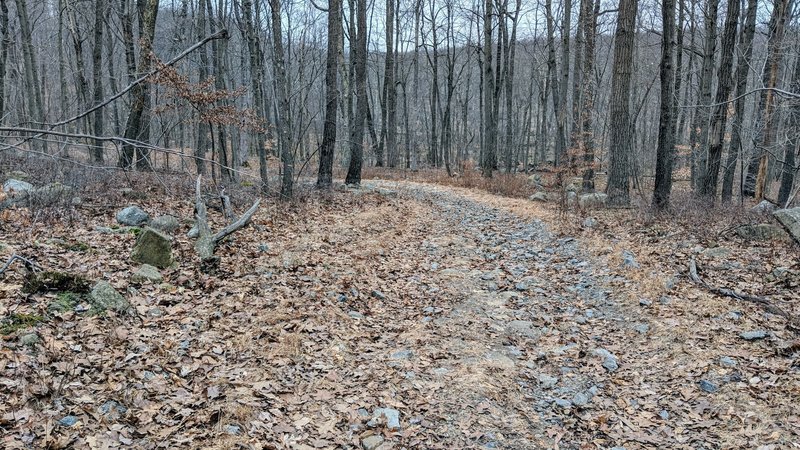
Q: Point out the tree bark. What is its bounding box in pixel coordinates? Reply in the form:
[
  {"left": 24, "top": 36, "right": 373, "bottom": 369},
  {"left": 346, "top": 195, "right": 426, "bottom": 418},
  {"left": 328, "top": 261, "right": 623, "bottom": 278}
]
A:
[
  {"left": 580, "top": 0, "right": 598, "bottom": 191},
  {"left": 241, "top": 0, "right": 270, "bottom": 193},
  {"left": 652, "top": 0, "right": 676, "bottom": 209},
  {"left": 316, "top": 0, "right": 341, "bottom": 188},
  {"left": 777, "top": 38, "right": 800, "bottom": 206},
  {"left": 91, "top": 0, "right": 105, "bottom": 163},
  {"left": 606, "top": 0, "right": 638, "bottom": 207},
  {"left": 345, "top": 0, "right": 367, "bottom": 185},
  {"left": 269, "top": 0, "right": 293, "bottom": 199},
  {"left": 481, "top": 0, "right": 495, "bottom": 177},
  {"left": 689, "top": 0, "right": 718, "bottom": 192}
]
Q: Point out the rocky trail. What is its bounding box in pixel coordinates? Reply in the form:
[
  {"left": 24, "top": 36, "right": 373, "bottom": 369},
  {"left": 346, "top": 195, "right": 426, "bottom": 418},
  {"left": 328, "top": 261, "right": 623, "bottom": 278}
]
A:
[{"left": 0, "top": 181, "right": 797, "bottom": 449}]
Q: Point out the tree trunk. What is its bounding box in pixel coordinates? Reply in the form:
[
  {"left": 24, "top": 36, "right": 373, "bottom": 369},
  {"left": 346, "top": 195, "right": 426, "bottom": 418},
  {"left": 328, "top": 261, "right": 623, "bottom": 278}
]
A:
[
  {"left": 316, "top": 0, "right": 341, "bottom": 188},
  {"left": 0, "top": 0, "right": 9, "bottom": 123},
  {"left": 15, "top": 0, "right": 45, "bottom": 151},
  {"left": 778, "top": 49, "right": 800, "bottom": 206},
  {"left": 345, "top": 0, "right": 367, "bottom": 185},
  {"left": 721, "top": 0, "right": 757, "bottom": 202},
  {"left": 91, "top": 0, "right": 105, "bottom": 163},
  {"left": 699, "top": 0, "right": 739, "bottom": 200},
  {"left": 481, "top": 0, "right": 495, "bottom": 177},
  {"left": 557, "top": 0, "right": 572, "bottom": 168},
  {"left": 744, "top": 0, "right": 791, "bottom": 200},
  {"left": 605, "top": 0, "right": 638, "bottom": 207},
  {"left": 651, "top": 0, "right": 676, "bottom": 209},
  {"left": 268, "top": 0, "right": 293, "bottom": 198},
  {"left": 689, "top": 0, "right": 718, "bottom": 192},
  {"left": 241, "top": 0, "right": 270, "bottom": 193},
  {"left": 580, "top": 0, "right": 598, "bottom": 191}
]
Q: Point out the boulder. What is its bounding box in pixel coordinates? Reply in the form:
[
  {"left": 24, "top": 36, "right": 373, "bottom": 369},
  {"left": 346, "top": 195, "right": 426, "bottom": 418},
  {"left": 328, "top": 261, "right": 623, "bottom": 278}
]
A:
[
  {"left": 751, "top": 200, "right": 777, "bottom": 214},
  {"left": 131, "top": 227, "right": 173, "bottom": 269},
  {"left": 90, "top": 281, "right": 130, "bottom": 313},
  {"left": 529, "top": 192, "right": 548, "bottom": 202},
  {"left": 3, "top": 179, "right": 33, "bottom": 195},
  {"left": 579, "top": 192, "right": 608, "bottom": 209},
  {"left": 527, "top": 174, "right": 543, "bottom": 186},
  {"left": 150, "top": 215, "right": 180, "bottom": 234},
  {"left": 564, "top": 177, "right": 583, "bottom": 192},
  {"left": 131, "top": 264, "right": 163, "bottom": 283},
  {"left": 735, "top": 224, "right": 790, "bottom": 242},
  {"left": 774, "top": 208, "right": 800, "bottom": 244},
  {"left": 116, "top": 206, "right": 149, "bottom": 226}
]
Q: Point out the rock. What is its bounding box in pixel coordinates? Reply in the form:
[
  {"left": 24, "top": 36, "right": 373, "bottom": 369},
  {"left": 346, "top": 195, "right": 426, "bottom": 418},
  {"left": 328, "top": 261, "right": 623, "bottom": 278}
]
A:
[
  {"left": 131, "top": 227, "right": 173, "bottom": 269},
  {"left": 529, "top": 192, "right": 549, "bottom": 202},
  {"left": 698, "top": 380, "right": 718, "bottom": 393},
  {"left": 371, "top": 290, "right": 386, "bottom": 300},
  {"left": 116, "top": 206, "right": 149, "bottom": 226},
  {"left": 702, "top": 247, "right": 731, "bottom": 259},
  {"left": 773, "top": 208, "right": 800, "bottom": 244},
  {"left": 582, "top": 217, "right": 598, "bottom": 228},
  {"left": 348, "top": 311, "right": 365, "bottom": 320},
  {"left": 639, "top": 298, "right": 652, "bottom": 307},
  {"left": 751, "top": 200, "right": 777, "bottom": 214},
  {"left": 506, "top": 320, "right": 541, "bottom": 339},
  {"left": 735, "top": 224, "right": 790, "bottom": 242},
  {"left": 566, "top": 191, "right": 577, "bottom": 206},
  {"left": 132, "top": 264, "right": 163, "bottom": 283},
  {"left": 658, "top": 410, "right": 670, "bottom": 420},
  {"left": 187, "top": 224, "right": 199, "bottom": 238},
  {"left": 19, "top": 333, "right": 40, "bottom": 346},
  {"left": 633, "top": 323, "right": 649, "bottom": 334},
  {"left": 538, "top": 374, "right": 558, "bottom": 389},
  {"left": 58, "top": 415, "right": 79, "bottom": 427},
  {"left": 224, "top": 424, "right": 241, "bottom": 435},
  {"left": 554, "top": 399, "right": 572, "bottom": 409},
  {"left": 99, "top": 400, "right": 128, "bottom": 420},
  {"left": 527, "top": 174, "right": 543, "bottom": 186},
  {"left": 595, "top": 348, "right": 619, "bottom": 372},
  {"left": 564, "top": 177, "right": 583, "bottom": 192},
  {"left": 90, "top": 281, "right": 130, "bottom": 313},
  {"left": 391, "top": 349, "right": 413, "bottom": 360},
  {"left": 579, "top": 193, "right": 608, "bottom": 209},
  {"left": 719, "top": 356, "right": 737, "bottom": 367},
  {"left": 622, "top": 250, "right": 639, "bottom": 268},
  {"left": 367, "top": 408, "right": 401, "bottom": 431},
  {"left": 740, "top": 330, "right": 768, "bottom": 341},
  {"left": 150, "top": 215, "right": 180, "bottom": 233},
  {"left": 571, "top": 391, "right": 593, "bottom": 407},
  {"left": 3, "top": 179, "right": 33, "bottom": 195},
  {"left": 361, "top": 435, "right": 385, "bottom": 450},
  {"left": 29, "top": 183, "right": 73, "bottom": 205},
  {"left": 7, "top": 170, "right": 29, "bottom": 180}
]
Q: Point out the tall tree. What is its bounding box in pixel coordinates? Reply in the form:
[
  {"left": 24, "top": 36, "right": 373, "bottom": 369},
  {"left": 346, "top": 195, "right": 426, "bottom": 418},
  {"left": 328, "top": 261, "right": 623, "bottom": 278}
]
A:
[
  {"left": 91, "top": 0, "right": 105, "bottom": 163},
  {"left": 699, "top": 0, "right": 739, "bottom": 200},
  {"left": 777, "top": 47, "right": 800, "bottom": 206},
  {"left": 345, "top": 0, "right": 368, "bottom": 185},
  {"left": 652, "top": 0, "right": 677, "bottom": 209},
  {"left": 0, "top": 0, "right": 10, "bottom": 122},
  {"left": 744, "top": 0, "right": 792, "bottom": 200},
  {"left": 317, "top": 0, "right": 341, "bottom": 188},
  {"left": 721, "top": 0, "right": 757, "bottom": 202},
  {"left": 579, "top": 0, "right": 598, "bottom": 191},
  {"left": 385, "top": 0, "right": 398, "bottom": 167},
  {"left": 689, "top": 0, "right": 718, "bottom": 191},
  {"left": 15, "top": 0, "right": 45, "bottom": 150},
  {"left": 481, "top": 0, "right": 495, "bottom": 177},
  {"left": 240, "top": 0, "right": 270, "bottom": 193},
  {"left": 269, "top": 0, "right": 294, "bottom": 199},
  {"left": 606, "top": 0, "right": 638, "bottom": 207}
]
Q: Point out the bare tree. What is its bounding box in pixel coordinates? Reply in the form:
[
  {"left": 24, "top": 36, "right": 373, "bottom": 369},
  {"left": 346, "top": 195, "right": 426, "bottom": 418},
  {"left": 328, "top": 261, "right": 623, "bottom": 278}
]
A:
[
  {"left": 269, "top": 0, "right": 294, "bottom": 199},
  {"left": 345, "top": 0, "right": 368, "bottom": 185},
  {"left": 652, "top": 0, "right": 676, "bottom": 209},
  {"left": 317, "top": 0, "right": 342, "bottom": 188}
]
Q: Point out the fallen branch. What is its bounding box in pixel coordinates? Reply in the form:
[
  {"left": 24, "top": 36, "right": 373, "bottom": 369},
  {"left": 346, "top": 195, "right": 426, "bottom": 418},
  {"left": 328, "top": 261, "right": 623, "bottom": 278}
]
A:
[
  {"left": 0, "top": 254, "right": 42, "bottom": 277},
  {"left": 688, "top": 258, "right": 796, "bottom": 327},
  {"left": 193, "top": 176, "right": 260, "bottom": 272}
]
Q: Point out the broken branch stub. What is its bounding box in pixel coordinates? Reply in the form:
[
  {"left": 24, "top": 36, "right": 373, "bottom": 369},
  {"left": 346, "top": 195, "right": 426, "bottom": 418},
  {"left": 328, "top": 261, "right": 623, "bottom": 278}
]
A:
[{"left": 193, "top": 176, "right": 261, "bottom": 272}]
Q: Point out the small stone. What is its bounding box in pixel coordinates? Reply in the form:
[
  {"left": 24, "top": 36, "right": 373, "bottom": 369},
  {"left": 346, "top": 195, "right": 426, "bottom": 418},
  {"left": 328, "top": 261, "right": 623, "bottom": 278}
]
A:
[
  {"left": 391, "top": 349, "right": 413, "bottom": 360},
  {"left": 432, "top": 367, "right": 449, "bottom": 376},
  {"left": 361, "top": 435, "right": 384, "bottom": 450},
  {"left": 99, "top": 400, "right": 128, "bottom": 420},
  {"left": 224, "top": 424, "right": 241, "bottom": 435},
  {"left": 116, "top": 206, "right": 149, "bottom": 226},
  {"left": 258, "top": 243, "right": 270, "bottom": 252},
  {"left": 515, "top": 282, "right": 528, "bottom": 291},
  {"left": 719, "top": 356, "right": 737, "bottom": 367},
  {"left": 571, "top": 391, "right": 593, "bottom": 407},
  {"left": 582, "top": 217, "right": 598, "bottom": 228},
  {"left": 371, "top": 290, "right": 386, "bottom": 300},
  {"left": 740, "top": 330, "right": 768, "bottom": 341},
  {"left": 702, "top": 247, "right": 731, "bottom": 259},
  {"left": 150, "top": 215, "right": 180, "bottom": 234},
  {"left": 639, "top": 298, "right": 652, "bottom": 307},
  {"left": 727, "top": 311, "right": 743, "bottom": 321},
  {"left": 659, "top": 296, "right": 671, "bottom": 305},
  {"left": 18, "top": 333, "right": 40, "bottom": 346},
  {"left": 132, "top": 264, "right": 163, "bottom": 283},
  {"left": 699, "top": 380, "right": 718, "bottom": 393},
  {"left": 529, "top": 192, "right": 548, "bottom": 202},
  {"left": 622, "top": 250, "right": 639, "bottom": 268},
  {"left": 664, "top": 277, "right": 678, "bottom": 291},
  {"left": 367, "top": 407, "right": 401, "bottom": 431},
  {"left": 658, "top": 410, "right": 670, "bottom": 420},
  {"left": 90, "top": 281, "right": 130, "bottom": 313},
  {"left": 538, "top": 374, "right": 558, "bottom": 389},
  {"left": 602, "top": 358, "right": 619, "bottom": 372},
  {"left": 633, "top": 323, "right": 649, "bottom": 334},
  {"left": 554, "top": 399, "right": 572, "bottom": 409},
  {"left": 58, "top": 415, "right": 79, "bottom": 427},
  {"left": 348, "top": 311, "right": 365, "bottom": 319},
  {"left": 148, "top": 307, "right": 163, "bottom": 317}
]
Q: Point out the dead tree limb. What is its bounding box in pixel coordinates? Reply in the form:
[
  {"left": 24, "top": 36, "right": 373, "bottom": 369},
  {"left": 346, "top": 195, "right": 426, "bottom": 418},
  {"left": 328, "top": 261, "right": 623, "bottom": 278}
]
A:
[
  {"left": 688, "top": 258, "right": 796, "bottom": 326},
  {"left": 0, "top": 254, "right": 42, "bottom": 277},
  {"left": 193, "top": 176, "right": 260, "bottom": 272}
]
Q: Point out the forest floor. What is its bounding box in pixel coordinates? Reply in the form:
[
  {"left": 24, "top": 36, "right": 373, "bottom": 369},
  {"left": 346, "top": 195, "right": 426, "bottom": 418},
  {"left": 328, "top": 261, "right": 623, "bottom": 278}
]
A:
[{"left": 0, "top": 178, "right": 798, "bottom": 449}]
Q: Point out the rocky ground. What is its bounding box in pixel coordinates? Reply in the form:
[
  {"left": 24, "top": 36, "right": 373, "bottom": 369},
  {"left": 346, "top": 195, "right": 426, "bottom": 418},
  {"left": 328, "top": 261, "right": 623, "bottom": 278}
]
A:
[{"left": 0, "top": 180, "right": 797, "bottom": 449}]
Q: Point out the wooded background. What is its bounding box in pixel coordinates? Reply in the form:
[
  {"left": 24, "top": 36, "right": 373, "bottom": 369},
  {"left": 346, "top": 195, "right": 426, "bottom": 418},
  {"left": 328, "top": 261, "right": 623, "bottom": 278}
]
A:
[{"left": 0, "top": 0, "right": 797, "bottom": 208}]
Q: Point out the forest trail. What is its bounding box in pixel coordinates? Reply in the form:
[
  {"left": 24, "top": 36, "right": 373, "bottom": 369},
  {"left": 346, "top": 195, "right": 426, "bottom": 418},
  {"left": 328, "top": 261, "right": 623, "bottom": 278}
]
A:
[{"left": 1, "top": 181, "right": 796, "bottom": 449}]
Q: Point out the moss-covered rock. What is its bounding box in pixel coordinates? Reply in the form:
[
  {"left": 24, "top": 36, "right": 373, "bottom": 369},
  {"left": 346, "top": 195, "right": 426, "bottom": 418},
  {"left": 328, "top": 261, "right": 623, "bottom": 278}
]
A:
[
  {"left": 131, "top": 227, "right": 173, "bottom": 269},
  {"left": 89, "top": 281, "right": 130, "bottom": 313}
]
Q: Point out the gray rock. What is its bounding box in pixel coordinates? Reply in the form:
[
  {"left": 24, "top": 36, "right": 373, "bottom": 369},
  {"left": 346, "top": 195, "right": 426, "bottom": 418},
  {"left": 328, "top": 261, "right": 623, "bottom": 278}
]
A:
[
  {"left": 371, "top": 290, "right": 386, "bottom": 300},
  {"left": 740, "top": 330, "right": 768, "bottom": 341},
  {"left": 99, "top": 400, "right": 128, "bottom": 420},
  {"left": 529, "top": 192, "right": 549, "bottom": 202},
  {"left": 702, "top": 247, "right": 731, "bottom": 259},
  {"left": 7, "top": 170, "right": 29, "bottom": 180},
  {"left": 367, "top": 407, "right": 401, "bottom": 431},
  {"left": 579, "top": 193, "right": 608, "bottom": 209},
  {"left": 90, "top": 281, "right": 130, "bottom": 313},
  {"left": 506, "top": 320, "right": 541, "bottom": 339},
  {"left": 622, "top": 250, "right": 639, "bottom": 269},
  {"left": 3, "top": 179, "right": 33, "bottom": 194},
  {"left": 28, "top": 183, "right": 73, "bottom": 205},
  {"left": 150, "top": 215, "right": 180, "bottom": 233},
  {"left": 571, "top": 391, "right": 593, "bottom": 407},
  {"left": 58, "top": 415, "right": 79, "bottom": 427},
  {"left": 528, "top": 174, "right": 543, "bottom": 186},
  {"left": 348, "top": 311, "right": 365, "bottom": 320},
  {"left": 566, "top": 191, "right": 578, "bottom": 207},
  {"left": 538, "top": 374, "right": 558, "bottom": 389},
  {"left": 564, "top": 177, "right": 583, "bottom": 193},
  {"left": 19, "top": 333, "right": 40, "bottom": 346},
  {"left": 719, "top": 356, "right": 737, "bottom": 367},
  {"left": 633, "top": 323, "right": 650, "bottom": 334},
  {"left": 639, "top": 298, "right": 652, "bottom": 307},
  {"left": 132, "top": 264, "right": 163, "bottom": 283},
  {"left": 735, "top": 224, "right": 790, "bottom": 242},
  {"left": 224, "top": 424, "right": 241, "bottom": 435},
  {"left": 698, "top": 380, "right": 718, "bottom": 393},
  {"left": 582, "top": 217, "right": 598, "bottom": 228},
  {"left": 187, "top": 224, "right": 199, "bottom": 238},
  {"left": 116, "top": 206, "right": 149, "bottom": 226},
  {"left": 361, "top": 435, "right": 385, "bottom": 450},
  {"left": 131, "top": 227, "right": 173, "bottom": 269},
  {"left": 774, "top": 208, "right": 800, "bottom": 244},
  {"left": 658, "top": 410, "right": 670, "bottom": 420},
  {"left": 391, "top": 349, "right": 413, "bottom": 360},
  {"left": 751, "top": 200, "right": 776, "bottom": 214},
  {"left": 595, "top": 348, "right": 619, "bottom": 372},
  {"left": 554, "top": 399, "right": 572, "bottom": 408}
]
